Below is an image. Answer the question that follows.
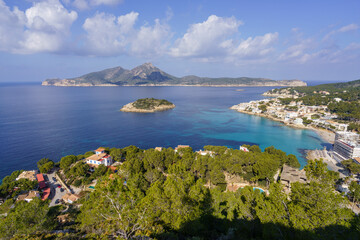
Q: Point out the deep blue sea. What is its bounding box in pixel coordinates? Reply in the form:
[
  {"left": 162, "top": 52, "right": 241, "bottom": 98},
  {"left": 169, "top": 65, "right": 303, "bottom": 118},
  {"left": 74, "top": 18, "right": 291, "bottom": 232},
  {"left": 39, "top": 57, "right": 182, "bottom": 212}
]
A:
[{"left": 0, "top": 83, "right": 330, "bottom": 180}]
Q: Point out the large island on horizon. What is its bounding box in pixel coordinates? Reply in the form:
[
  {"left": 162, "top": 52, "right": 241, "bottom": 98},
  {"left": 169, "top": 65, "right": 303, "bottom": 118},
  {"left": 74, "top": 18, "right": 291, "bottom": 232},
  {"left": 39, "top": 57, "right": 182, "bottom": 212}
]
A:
[{"left": 42, "top": 63, "right": 307, "bottom": 87}]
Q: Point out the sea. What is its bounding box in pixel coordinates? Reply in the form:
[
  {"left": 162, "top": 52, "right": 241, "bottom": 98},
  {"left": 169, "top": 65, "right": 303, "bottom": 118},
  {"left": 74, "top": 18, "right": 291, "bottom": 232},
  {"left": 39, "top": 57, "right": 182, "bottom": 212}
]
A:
[{"left": 0, "top": 83, "right": 331, "bottom": 180}]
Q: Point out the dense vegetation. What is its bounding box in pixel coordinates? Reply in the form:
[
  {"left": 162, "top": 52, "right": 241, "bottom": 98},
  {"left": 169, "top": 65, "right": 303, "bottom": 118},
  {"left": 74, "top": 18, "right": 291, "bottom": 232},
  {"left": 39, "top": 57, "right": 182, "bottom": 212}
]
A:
[
  {"left": 1, "top": 145, "right": 359, "bottom": 239},
  {"left": 132, "top": 98, "right": 174, "bottom": 110},
  {"left": 0, "top": 170, "right": 37, "bottom": 199}
]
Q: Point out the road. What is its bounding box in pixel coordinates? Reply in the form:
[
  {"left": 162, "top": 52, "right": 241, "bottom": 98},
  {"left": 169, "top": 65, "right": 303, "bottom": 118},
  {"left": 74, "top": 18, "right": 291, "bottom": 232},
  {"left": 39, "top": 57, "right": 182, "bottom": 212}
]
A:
[{"left": 47, "top": 171, "right": 67, "bottom": 207}]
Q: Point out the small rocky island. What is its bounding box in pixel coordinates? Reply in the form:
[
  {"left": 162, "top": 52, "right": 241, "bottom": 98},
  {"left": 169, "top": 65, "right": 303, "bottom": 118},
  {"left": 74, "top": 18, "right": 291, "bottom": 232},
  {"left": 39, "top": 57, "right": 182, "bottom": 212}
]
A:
[{"left": 120, "top": 98, "right": 175, "bottom": 113}]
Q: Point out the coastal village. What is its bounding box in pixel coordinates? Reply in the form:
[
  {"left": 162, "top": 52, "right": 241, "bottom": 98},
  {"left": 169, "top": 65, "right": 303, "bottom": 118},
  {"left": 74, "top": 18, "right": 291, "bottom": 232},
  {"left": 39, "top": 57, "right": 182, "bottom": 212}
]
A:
[{"left": 231, "top": 88, "right": 360, "bottom": 200}]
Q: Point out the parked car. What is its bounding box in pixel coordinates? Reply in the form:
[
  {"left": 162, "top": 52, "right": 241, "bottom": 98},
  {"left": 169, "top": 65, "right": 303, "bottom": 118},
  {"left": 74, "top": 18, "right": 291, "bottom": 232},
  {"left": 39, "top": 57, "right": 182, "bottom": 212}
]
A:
[
  {"left": 60, "top": 188, "right": 64, "bottom": 192},
  {"left": 53, "top": 177, "right": 56, "bottom": 181},
  {"left": 55, "top": 199, "right": 59, "bottom": 204}
]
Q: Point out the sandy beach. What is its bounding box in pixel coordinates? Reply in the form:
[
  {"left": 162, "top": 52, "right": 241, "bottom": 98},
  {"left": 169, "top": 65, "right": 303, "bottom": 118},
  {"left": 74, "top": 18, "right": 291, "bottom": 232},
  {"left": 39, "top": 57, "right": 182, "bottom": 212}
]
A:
[{"left": 311, "top": 127, "right": 335, "bottom": 144}]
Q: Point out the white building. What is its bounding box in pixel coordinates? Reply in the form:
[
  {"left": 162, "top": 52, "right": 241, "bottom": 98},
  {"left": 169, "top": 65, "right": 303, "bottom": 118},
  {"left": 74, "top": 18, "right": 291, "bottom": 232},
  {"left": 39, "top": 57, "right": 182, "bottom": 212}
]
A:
[
  {"left": 196, "top": 150, "right": 215, "bottom": 157},
  {"left": 335, "top": 131, "right": 359, "bottom": 142},
  {"left": 333, "top": 139, "right": 360, "bottom": 161},
  {"left": 240, "top": 146, "right": 249, "bottom": 152},
  {"left": 286, "top": 112, "right": 298, "bottom": 119},
  {"left": 294, "top": 118, "right": 303, "bottom": 125},
  {"left": 86, "top": 148, "right": 113, "bottom": 166}
]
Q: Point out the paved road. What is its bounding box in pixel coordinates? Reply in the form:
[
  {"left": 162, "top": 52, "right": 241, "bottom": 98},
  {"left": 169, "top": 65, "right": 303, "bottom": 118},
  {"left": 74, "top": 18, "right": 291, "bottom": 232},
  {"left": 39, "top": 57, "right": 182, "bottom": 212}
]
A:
[{"left": 47, "top": 172, "right": 67, "bottom": 207}]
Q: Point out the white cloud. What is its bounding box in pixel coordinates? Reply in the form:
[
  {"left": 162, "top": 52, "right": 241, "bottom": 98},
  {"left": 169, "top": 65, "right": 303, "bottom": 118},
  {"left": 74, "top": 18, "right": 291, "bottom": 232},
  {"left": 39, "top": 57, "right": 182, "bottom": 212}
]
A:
[
  {"left": 0, "top": 0, "right": 77, "bottom": 54},
  {"left": 279, "top": 38, "right": 315, "bottom": 63},
  {"left": 72, "top": 0, "right": 89, "bottom": 10},
  {"left": 323, "top": 23, "right": 359, "bottom": 41},
  {"left": 279, "top": 26, "right": 360, "bottom": 64},
  {"left": 82, "top": 11, "right": 138, "bottom": 55},
  {"left": 170, "top": 15, "right": 277, "bottom": 62},
  {"left": 231, "top": 33, "right": 278, "bottom": 59},
  {"left": 82, "top": 11, "right": 170, "bottom": 57},
  {"left": 131, "top": 19, "right": 171, "bottom": 57},
  {"left": 338, "top": 23, "right": 359, "bottom": 33},
  {"left": 170, "top": 15, "right": 242, "bottom": 58},
  {"left": 0, "top": 1, "right": 26, "bottom": 52}
]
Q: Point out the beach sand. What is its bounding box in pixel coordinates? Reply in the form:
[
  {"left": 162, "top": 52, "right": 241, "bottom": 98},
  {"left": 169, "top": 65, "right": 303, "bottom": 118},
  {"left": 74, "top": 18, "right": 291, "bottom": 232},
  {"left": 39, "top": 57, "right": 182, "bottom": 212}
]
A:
[{"left": 311, "top": 128, "right": 335, "bottom": 144}]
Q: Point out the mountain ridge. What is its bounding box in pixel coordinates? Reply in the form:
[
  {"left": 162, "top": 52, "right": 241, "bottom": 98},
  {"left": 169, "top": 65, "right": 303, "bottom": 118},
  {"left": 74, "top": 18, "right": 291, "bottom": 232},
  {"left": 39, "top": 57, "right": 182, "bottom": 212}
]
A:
[{"left": 42, "top": 63, "right": 307, "bottom": 87}]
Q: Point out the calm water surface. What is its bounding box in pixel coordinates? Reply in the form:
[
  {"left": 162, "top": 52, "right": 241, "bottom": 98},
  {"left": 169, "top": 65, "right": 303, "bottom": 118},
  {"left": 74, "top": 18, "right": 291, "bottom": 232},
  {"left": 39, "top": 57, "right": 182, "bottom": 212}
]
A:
[{"left": 0, "top": 84, "right": 329, "bottom": 179}]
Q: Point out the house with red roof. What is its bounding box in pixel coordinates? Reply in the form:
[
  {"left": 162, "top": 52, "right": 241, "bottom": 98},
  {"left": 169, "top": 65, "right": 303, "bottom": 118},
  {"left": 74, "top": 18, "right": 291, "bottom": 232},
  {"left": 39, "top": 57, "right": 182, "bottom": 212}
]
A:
[
  {"left": 36, "top": 173, "right": 47, "bottom": 189},
  {"left": 41, "top": 187, "right": 51, "bottom": 201},
  {"left": 86, "top": 147, "right": 113, "bottom": 167}
]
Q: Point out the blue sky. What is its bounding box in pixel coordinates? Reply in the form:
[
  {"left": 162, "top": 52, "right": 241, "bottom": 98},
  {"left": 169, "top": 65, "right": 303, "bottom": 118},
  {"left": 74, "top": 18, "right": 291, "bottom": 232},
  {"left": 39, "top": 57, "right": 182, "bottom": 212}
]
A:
[{"left": 0, "top": 0, "right": 359, "bottom": 82}]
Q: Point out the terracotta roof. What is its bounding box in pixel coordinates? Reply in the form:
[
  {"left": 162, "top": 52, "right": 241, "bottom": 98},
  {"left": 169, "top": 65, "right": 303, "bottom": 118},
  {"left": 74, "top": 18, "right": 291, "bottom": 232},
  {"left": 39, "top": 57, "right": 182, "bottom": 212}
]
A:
[
  {"left": 108, "top": 166, "right": 117, "bottom": 172},
  {"left": 354, "top": 157, "right": 360, "bottom": 164},
  {"left": 95, "top": 147, "right": 105, "bottom": 152},
  {"left": 177, "top": 145, "right": 190, "bottom": 148},
  {"left": 36, "top": 174, "right": 45, "bottom": 182},
  {"left": 41, "top": 188, "right": 50, "bottom": 200},
  {"left": 62, "top": 193, "right": 80, "bottom": 203},
  {"left": 86, "top": 153, "right": 107, "bottom": 161}
]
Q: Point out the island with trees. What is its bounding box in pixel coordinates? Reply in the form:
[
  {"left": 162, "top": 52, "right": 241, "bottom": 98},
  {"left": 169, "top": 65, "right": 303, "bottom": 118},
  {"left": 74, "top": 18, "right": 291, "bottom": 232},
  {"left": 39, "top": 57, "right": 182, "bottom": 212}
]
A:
[
  {"left": 120, "top": 98, "right": 175, "bottom": 113},
  {"left": 1, "top": 144, "right": 360, "bottom": 239}
]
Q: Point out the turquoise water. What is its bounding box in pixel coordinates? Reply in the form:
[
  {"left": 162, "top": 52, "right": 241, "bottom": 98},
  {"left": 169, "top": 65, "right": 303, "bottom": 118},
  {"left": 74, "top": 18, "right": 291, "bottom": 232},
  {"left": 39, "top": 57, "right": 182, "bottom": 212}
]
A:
[
  {"left": 0, "top": 84, "right": 329, "bottom": 179},
  {"left": 253, "top": 187, "right": 265, "bottom": 193}
]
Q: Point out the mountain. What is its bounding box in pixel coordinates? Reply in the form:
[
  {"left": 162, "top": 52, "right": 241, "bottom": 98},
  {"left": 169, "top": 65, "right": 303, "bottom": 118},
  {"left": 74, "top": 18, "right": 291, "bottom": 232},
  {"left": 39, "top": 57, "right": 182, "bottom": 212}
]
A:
[{"left": 42, "top": 63, "right": 307, "bottom": 87}]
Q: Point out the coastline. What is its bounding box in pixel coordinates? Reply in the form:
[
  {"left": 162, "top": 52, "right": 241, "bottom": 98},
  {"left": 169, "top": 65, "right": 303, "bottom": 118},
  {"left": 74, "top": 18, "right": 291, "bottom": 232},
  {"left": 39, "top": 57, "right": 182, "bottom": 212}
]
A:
[{"left": 232, "top": 109, "right": 335, "bottom": 144}]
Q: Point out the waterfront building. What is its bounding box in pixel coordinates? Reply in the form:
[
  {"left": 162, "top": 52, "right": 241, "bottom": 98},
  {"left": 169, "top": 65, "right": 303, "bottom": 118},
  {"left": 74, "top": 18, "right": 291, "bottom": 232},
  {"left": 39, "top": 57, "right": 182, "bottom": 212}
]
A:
[
  {"left": 86, "top": 147, "right": 113, "bottom": 167},
  {"left": 175, "top": 145, "right": 190, "bottom": 152},
  {"left": 16, "top": 170, "right": 37, "bottom": 181},
  {"left": 333, "top": 139, "right": 360, "bottom": 161},
  {"left": 335, "top": 131, "right": 359, "bottom": 142}
]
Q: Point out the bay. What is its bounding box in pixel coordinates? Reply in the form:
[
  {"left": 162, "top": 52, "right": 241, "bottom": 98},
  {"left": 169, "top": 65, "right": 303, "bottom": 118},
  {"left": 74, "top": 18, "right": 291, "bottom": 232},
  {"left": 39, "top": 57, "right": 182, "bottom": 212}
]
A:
[{"left": 0, "top": 84, "right": 328, "bottom": 180}]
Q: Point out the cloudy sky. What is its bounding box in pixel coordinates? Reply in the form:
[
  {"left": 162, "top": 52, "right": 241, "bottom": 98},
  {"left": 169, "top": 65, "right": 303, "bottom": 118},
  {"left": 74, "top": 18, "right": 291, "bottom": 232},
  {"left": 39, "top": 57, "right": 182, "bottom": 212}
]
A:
[{"left": 0, "top": 0, "right": 359, "bottom": 82}]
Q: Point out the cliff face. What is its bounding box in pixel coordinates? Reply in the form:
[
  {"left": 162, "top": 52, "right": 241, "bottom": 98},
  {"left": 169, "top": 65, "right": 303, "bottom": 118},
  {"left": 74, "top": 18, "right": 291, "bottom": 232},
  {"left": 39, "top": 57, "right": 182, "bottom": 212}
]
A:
[{"left": 42, "top": 63, "right": 307, "bottom": 87}]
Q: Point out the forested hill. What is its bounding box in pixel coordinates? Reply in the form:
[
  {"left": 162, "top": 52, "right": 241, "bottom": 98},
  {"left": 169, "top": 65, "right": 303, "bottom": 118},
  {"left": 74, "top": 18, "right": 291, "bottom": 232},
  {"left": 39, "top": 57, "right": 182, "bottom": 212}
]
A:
[
  {"left": 1, "top": 145, "right": 359, "bottom": 239},
  {"left": 42, "top": 62, "right": 307, "bottom": 87},
  {"left": 287, "top": 78, "right": 360, "bottom": 94}
]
